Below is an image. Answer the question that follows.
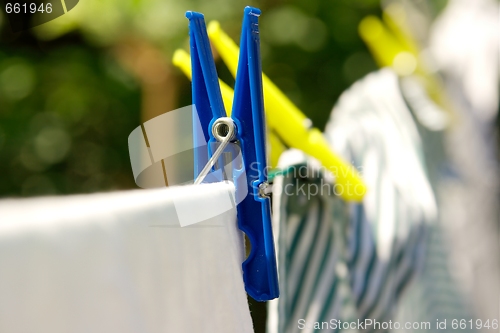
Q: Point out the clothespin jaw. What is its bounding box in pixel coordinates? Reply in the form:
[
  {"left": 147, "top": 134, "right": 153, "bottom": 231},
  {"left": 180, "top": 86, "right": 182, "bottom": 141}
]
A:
[{"left": 186, "top": 7, "right": 279, "bottom": 301}]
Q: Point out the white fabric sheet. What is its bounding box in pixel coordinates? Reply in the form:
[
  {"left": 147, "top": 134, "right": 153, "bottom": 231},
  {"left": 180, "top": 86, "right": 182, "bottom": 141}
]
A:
[{"left": 0, "top": 182, "right": 253, "bottom": 333}]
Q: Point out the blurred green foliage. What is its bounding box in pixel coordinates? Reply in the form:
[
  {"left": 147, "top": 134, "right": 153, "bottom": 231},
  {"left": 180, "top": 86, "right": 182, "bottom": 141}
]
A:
[
  {"left": 258, "top": 0, "right": 381, "bottom": 127},
  {"left": 0, "top": 35, "right": 140, "bottom": 196}
]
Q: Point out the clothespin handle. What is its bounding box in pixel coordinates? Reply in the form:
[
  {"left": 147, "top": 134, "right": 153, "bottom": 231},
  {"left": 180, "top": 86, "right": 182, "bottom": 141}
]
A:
[
  {"left": 230, "top": 6, "right": 279, "bottom": 301},
  {"left": 187, "top": 11, "right": 227, "bottom": 179}
]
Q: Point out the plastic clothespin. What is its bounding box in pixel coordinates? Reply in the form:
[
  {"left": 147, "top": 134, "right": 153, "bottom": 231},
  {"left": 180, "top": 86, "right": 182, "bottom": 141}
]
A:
[
  {"left": 186, "top": 7, "right": 279, "bottom": 301},
  {"left": 358, "top": 15, "right": 416, "bottom": 75},
  {"left": 358, "top": 12, "right": 453, "bottom": 123},
  {"left": 382, "top": 4, "right": 420, "bottom": 57}
]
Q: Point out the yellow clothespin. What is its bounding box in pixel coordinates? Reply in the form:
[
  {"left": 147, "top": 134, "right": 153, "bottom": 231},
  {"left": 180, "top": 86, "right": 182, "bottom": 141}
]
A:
[
  {"left": 358, "top": 15, "right": 416, "bottom": 76},
  {"left": 359, "top": 8, "right": 452, "bottom": 122},
  {"left": 206, "top": 21, "right": 366, "bottom": 202},
  {"left": 382, "top": 4, "right": 420, "bottom": 56}
]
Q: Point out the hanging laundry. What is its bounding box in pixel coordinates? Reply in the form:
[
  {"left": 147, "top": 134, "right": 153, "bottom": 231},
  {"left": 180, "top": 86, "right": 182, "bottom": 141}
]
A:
[
  {"left": 356, "top": 1, "right": 498, "bottom": 329},
  {"left": 0, "top": 182, "right": 254, "bottom": 333},
  {"left": 324, "top": 69, "right": 438, "bottom": 331},
  {"left": 267, "top": 150, "right": 358, "bottom": 333},
  {"left": 430, "top": 0, "right": 499, "bottom": 124},
  {"left": 392, "top": 75, "right": 479, "bottom": 333},
  {"left": 397, "top": 0, "right": 500, "bottom": 328}
]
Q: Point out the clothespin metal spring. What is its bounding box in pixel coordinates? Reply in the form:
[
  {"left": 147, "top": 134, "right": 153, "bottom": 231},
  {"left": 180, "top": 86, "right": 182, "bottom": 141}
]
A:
[{"left": 194, "top": 117, "right": 236, "bottom": 185}]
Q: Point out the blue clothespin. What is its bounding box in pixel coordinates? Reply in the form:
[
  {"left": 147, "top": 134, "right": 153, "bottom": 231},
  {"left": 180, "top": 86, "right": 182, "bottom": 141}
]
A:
[{"left": 187, "top": 7, "right": 279, "bottom": 301}]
